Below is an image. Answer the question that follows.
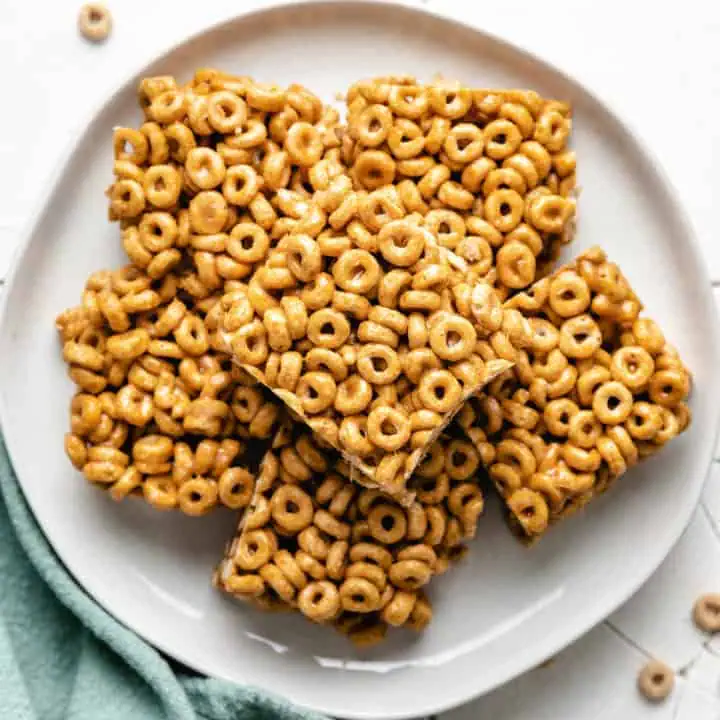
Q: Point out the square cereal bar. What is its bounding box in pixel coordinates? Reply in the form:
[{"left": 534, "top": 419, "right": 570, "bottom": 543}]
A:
[
  {"left": 456, "top": 247, "right": 692, "bottom": 541},
  {"left": 343, "top": 76, "right": 577, "bottom": 299},
  {"left": 218, "top": 223, "right": 516, "bottom": 504},
  {"left": 57, "top": 267, "right": 285, "bottom": 515},
  {"left": 214, "top": 418, "right": 486, "bottom": 646}
]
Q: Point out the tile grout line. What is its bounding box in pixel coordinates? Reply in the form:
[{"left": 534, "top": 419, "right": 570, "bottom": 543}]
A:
[
  {"left": 604, "top": 619, "right": 654, "bottom": 661},
  {"left": 700, "top": 501, "right": 720, "bottom": 543}
]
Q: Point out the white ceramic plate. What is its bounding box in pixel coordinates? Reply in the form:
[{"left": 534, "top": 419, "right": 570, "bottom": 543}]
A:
[{"left": 1, "top": 2, "right": 719, "bottom": 718}]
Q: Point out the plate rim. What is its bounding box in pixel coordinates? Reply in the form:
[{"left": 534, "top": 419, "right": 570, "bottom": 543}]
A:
[{"left": 1, "top": 1, "right": 719, "bottom": 718}]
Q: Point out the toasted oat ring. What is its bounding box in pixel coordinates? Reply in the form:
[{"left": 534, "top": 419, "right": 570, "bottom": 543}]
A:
[
  {"left": 339, "top": 577, "right": 380, "bottom": 613},
  {"left": 548, "top": 270, "right": 591, "bottom": 317},
  {"left": 559, "top": 315, "right": 602, "bottom": 359},
  {"left": 218, "top": 467, "right": 255, "bottom": 509},
  {"left": 353, "top": 104, "right": 393, "bottom": 147},
  {"left": 271, "top": 484, "right": 314, "bottom": 534},
  {"left": 367, "top": 406, "right": 411, "bottom": 453},
  {"left": 207, "top": 90, "right": 247, "bottom": 133},
  {"left": 367, "top": 503, "right": 407, "bottom": 545},
  {"left": 78, "top": 3, "right": 112, "bottom": 42},
  {"left": 298, "top": 581, "right": 341, "bottom": 622},
  {"left": 388, "top": 559, "right": 432, "bottom": 591},
  {"left": 648, "top": 369, "right": 690, "bottom": 408},
  {"left": 637, "top": 660, "right": 674, "bottom": 703},
  {"left": 356, "top": 344, "right": 401, "bottom": 385},
  {"left": 306, "top": 308, "right": 351, "bottom": 350},
  {"left": 353, "top": 150, "right": 396, "bottom": 190},
  {"left": 332, "top": 249, "right": 381, "bottom": 295},
  {"left": 377, "top": 220, "right": 425, "bottom": 267},
  {"left": 593, "top": 381, "right": 634, "bottom": 425},
  {"left": 234, "top": 529, "right": 276, "bottom": 571},
  {"left": 223, "top": 165, "right": 260, "bottom": 207},
  {"left": 692, "top": 593, "right": 720, "bottom": 633},
  {"left": 418, "top": 369, "right": 462, "bottom": 413},
  {"left": 485, "top": 189, "right": 524, "bottom": 233},
  {"left": 334, "top": 375, "right": 372, "bottom": 415},
  {"left": 625, "top": 402, "right": 662, "bottom": 441},
  {"left": 296, "top": 371, "right": 337, "bottom": 414},
  {"left": 611, "top": 346, "right": 655, "bottom": 391},
  {"left": 428, "top": 315, "right": 477, "bottom": 362},
  {"left": 177, "top": 477, "right": 218, "bottom": 516}
]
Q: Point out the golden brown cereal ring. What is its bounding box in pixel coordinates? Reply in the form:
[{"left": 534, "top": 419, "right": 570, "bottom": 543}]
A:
[
  {"left": 428, "top": 314, "right": 477, "bottom": 362},
  {"left": 354, "top": 150, "right": 396, "bottom": 190},
  {"left": 207, "top": 91, "right": 247, "bottom": 133},
  {"left": 151, "top": 90, "right": 186, "bottom": 125},
  {"left": 382, "top": 590, "right": 417, "bottom": 627},
  {"left": 559, "top": 315, "right": 602, "bottom": 359},
  {"left": 484, "top": 119, "right": 523, "bottom": 160},
  {"left": 296, "top": 371, "right": 337, "bottom": 414},
  {"left": 692, "top": 593, "right": 720, "bottom": 633},
  {"left": 346, "top": 561, "right": 387, "bottom": 592},
  {"left": 185, "top": 148, "right": 226, "bottom": 190},
  {"left": 177, "top": 477, "right": 218, "bottom": 516},
  {"left": 189, "top": 191, "right": 229, "bottom": 234},
  {"left": 610, "top": 346, "right": 655, "bottom": 391},
  {"left": 367, "top": 407, "right": 411, "bottom": 453},
  {"left": 484, "top": 189, "right": 524, "bottom": 233},
  {"left": 526, "top": 194, "right": 574, "bottom": 233},
  {"left": 109, "top": 179, "right": 145, "bottom": 219},
  {"left": 567, "top": 410, "right": 602, "bottom": 448},
  {"left": 637, "top": 660, "right": 674, "bottom": 703},
  {"left": 632, "top": 318, "right": 666, "bottom": 355},
  {"left": 625, "top": 402, "right": 662, "bottom": 441},
  {"left": 306, "top": 308, "right": 351, "bottom": 350},
  {"left": 298, "top": 581, "right": 341, "bottom": 622},
  {"left": 496, "top": 240, "right": 536, "bottom": 289},
  {"left": 339, "top": 416, "right": 374, "bottom": 457},
  {"left": 339, "top": 577, "right": 380, "bottom": 613},
  {"left": 218, "top": 467, "right": 255, "bottom": 509},
  {"left": 285, "top": 122, "right": 323, "bottom": 166},
  {"left": 507, "top": 488, "right": 549, "bottom": 536},
  {"left": 648, "top": 369, "right": 690, "bottom": 408},
  {"left": 223, "top": 166, "right": 260, "bottom": 207},
  {"left": 357, "top": 344, "right": 401, "bottom": 385},
  {"left": 234, "top": 529, "right": 277, "bottom": 572},
  {"left": 418, "top": 370, "right": 462, "bottom": 413},
  {"left": 388, "top": 559, "right": 432, "bottom": 591},
  {"left": 143, "top": 165, "right": 181, "bottom": 209},
  {"left": 271, "top": 484, "right": 314, "bottom": 533},
  {"left": 548, "top": 270, "right": 591, "bottom": 317},
  {"left": 314, "top": 509, "right": 350, "bottom": 540},
  {"left": 593, "top": 381, "right": 634, "bottom": 424},
  {"left": 353, "top": 104, "right": 393, "bottom": 147},
  {"left": 78, "top": 3, "right": 112, "bottom": 42},
  {"left": 334, "top": 375, "right": 372, "bottom": 416},
  {"left": 230, "top": 319, "right": 268, "bottom": 366},
  {"left": 143, "top": 477, "right": 178, "bottom": 510},
  {"left": 259, "top": 563, "right": 296, "bottom": 604}
]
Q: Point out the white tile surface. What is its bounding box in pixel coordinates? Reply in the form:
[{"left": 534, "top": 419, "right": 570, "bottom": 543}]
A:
[
  {"left": 608, "top": 512, "right": 720, "bottom": 671},
  {"left": 443, "top": 624, "right": 679, "bottom": 720},
  {"left": 2, "top": 1, "right": 719, "bottom": 718}
]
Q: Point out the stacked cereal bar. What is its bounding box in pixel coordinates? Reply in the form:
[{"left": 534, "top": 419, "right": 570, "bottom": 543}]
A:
[
  {"left": 344, "top": 76, "right": 577, "bottom": 297},
  {"left": 457, "top": 247, "right": 692, "bottom": 540},
  {"left": 214, "top": 418, "right": 487, "bottom": 646}
]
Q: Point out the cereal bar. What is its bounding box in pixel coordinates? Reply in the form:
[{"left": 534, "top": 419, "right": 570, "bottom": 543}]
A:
[
  {"left": 343, "top": 76, "right": 577, "bottom": 298},
  {"left": 218, "top": 221, "right": 517, "bottom": 504},
  {"left": 214, "top": 419, "right": 486, "bottom": 645},
  {"left": 57, "top": 266, "right": 284, "bottom": 514},
  {"left": 457, "top": 247, "right": 692, "bottom": 540}
]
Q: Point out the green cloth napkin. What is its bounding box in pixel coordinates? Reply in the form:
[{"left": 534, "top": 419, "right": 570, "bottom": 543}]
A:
[{"left": 0, "top": 436, "right": 326, "bottom": 720}]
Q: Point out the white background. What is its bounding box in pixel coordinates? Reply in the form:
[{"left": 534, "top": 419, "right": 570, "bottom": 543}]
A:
[{"left": 1, "top": 0, "right": 719, "bottom": 718}]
